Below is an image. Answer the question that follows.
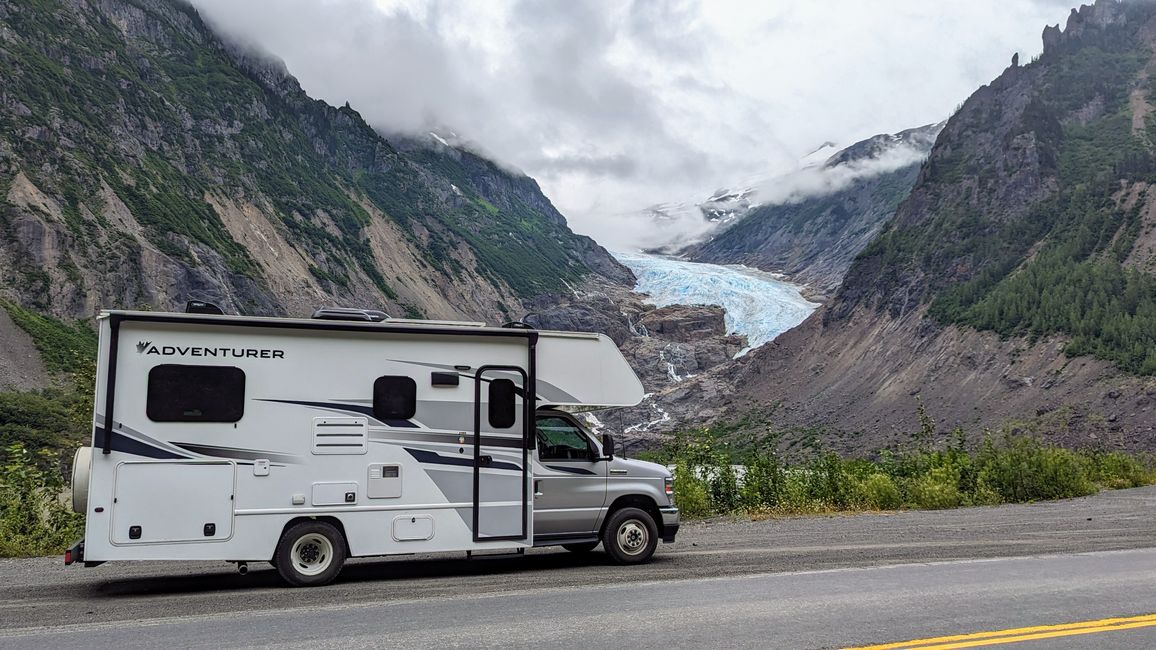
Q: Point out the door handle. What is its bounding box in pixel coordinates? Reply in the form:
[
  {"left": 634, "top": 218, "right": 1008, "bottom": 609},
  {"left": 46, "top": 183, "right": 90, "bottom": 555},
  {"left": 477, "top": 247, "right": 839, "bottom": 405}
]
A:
[{"left": 477, "top": 455, "right": 493, "bottom": 467}]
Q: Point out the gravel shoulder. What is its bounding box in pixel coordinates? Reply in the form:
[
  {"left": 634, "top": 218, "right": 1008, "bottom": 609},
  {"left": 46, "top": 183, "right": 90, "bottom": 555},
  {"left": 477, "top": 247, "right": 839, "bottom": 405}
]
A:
[{"left": 2, "top": 486, "right": 1153, "bottom": 631}]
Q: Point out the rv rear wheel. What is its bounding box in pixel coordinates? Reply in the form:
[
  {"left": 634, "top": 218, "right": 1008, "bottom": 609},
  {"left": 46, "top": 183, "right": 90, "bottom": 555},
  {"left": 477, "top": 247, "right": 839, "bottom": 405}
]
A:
[
  {"left": 601, "top": 507, "right": 658, "bottom": 564},
  {"left": 274, "top": 521, "right": 346, "bottom": 587}
]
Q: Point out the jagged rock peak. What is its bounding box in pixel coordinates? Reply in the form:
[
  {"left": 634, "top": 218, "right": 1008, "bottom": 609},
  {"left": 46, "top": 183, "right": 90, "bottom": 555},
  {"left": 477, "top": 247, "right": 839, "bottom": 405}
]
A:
[{"left": 1042, "top": 0, "right": 1128, "bottom": 53}]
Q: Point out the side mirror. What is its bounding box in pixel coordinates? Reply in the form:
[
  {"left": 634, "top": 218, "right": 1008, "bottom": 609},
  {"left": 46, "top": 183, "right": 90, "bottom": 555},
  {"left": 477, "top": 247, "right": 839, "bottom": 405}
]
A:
[{"left": 601, "top": 433, "right": 616, "bottom": 460}]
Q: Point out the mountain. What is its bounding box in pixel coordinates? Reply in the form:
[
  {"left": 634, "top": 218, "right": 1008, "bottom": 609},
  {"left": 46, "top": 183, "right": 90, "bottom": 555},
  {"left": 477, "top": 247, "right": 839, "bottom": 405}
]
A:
[
  {"left": 622, "top": 124, "right": 941, "bottom": 296},
  {"left": 0, "top": 0, "right": 630, "bottom": 344},
  {"left": 729, "top": 0, "right": 1156, "bottom": 451},
  {"left": 684, "top": 123, "right": 943, "bottom": 296}
]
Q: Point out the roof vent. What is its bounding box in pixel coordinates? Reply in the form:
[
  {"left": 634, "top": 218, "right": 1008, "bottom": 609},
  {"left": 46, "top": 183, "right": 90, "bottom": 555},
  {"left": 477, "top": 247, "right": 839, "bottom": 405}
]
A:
[
  {"left": 311, "top": 307, "right": 389, "bottom": 322},
  {"left": 186, "top": 300, "right": 224, "bottom": 315},
  {"left": 500, "top": 321, "right": 534, "bottom": 329}
]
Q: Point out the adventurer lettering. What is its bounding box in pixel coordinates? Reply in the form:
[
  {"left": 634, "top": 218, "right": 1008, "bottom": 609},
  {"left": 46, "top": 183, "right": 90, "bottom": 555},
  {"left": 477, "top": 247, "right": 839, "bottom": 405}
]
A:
[{"left": 136, "top": 341, "right": 284, "bottom": 359}]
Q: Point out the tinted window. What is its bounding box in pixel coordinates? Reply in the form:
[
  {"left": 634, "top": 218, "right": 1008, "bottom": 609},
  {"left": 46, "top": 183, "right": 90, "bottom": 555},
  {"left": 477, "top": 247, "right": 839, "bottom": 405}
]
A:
[
  {"left": 374, "top": 376, "right": 417, "bottom": 420},
  {"left": 488, "top": 378, "right": 517, "bottom": 429},
  {"left": 536, "top": 416, "right": 591, "bottom": 461},
  {"left": 147, "top": 365, "right": 245, "bottom": 422}
]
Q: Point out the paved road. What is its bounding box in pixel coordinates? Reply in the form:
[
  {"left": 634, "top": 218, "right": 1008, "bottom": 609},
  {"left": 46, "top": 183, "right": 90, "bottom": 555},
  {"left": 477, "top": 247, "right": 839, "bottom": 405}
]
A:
[{"left": 1, "top": 486, "right": 1155, "bottom": 648}]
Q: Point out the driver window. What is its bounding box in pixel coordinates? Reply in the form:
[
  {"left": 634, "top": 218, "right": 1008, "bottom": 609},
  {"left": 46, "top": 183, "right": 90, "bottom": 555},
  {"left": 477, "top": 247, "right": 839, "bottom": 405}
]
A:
[{"left": 536, "top": 416, "right": 592, "bottom": 461}]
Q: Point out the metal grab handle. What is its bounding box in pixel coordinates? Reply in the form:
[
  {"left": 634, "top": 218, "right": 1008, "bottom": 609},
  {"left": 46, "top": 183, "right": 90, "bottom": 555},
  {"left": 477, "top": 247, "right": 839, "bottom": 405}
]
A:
[{"left": 534, "top": 479, "right": 543, "bottom": 498}]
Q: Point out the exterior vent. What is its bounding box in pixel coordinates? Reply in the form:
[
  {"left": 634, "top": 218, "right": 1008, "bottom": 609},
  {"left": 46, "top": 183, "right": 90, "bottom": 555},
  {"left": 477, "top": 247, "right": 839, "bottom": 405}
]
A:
[
  {"left": 311, "top": 307, "right": 389, "bottom": 322},
  {"left": 186, "top": 300, "right": 224, "bottom": 315},
  {"left": 311, "top": 417, "right": 368, "bottom": 455}
]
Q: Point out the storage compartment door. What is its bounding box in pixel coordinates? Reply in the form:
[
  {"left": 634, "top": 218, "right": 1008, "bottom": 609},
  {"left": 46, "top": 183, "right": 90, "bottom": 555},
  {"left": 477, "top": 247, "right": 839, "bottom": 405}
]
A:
[{"left": 111, "top": 461, "right": 235, "bottom": 544}]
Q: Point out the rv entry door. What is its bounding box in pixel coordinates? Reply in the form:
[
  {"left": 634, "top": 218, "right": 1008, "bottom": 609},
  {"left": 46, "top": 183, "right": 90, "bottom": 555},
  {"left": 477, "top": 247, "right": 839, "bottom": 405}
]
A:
[{"left": 472, "top": 366, "right": 530, "bottom": 541}]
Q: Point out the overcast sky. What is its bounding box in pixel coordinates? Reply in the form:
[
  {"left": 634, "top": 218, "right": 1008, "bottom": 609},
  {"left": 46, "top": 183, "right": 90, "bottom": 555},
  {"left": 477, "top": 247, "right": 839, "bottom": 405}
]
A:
[{"left": 191, "top": 0, "right": 1078, "bottom": 247}]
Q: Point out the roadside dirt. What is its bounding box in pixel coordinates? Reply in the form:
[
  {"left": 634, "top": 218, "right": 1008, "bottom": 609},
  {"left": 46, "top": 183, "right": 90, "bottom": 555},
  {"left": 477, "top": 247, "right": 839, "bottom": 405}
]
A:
[{"left": 2, "top": 486, "right": 1153, "bottom": 632}]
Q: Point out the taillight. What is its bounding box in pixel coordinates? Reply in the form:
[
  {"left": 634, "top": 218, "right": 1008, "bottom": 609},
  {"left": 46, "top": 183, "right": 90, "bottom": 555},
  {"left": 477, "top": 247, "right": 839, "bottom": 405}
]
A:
[{"left": 64, "top": 549, "right": 73, "bottom": 565}]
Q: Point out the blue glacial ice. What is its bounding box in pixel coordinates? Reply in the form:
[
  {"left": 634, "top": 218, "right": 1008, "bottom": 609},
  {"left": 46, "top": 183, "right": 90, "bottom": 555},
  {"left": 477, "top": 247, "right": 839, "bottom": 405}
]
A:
[{"left": 613, "top": 251, "right": 819, "bottom": 356}]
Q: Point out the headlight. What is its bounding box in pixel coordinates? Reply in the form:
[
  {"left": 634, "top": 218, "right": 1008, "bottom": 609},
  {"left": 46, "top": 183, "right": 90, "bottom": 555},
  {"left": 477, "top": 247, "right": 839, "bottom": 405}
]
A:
[{"left": 664, "top": 476, "right": 674, "bottom": 501}]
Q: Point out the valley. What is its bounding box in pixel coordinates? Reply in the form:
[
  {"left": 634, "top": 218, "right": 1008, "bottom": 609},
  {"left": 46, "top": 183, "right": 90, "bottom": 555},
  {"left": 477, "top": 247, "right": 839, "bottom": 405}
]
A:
[{"left": 4, "top": 0, "right": 1156, "bottom": 464}]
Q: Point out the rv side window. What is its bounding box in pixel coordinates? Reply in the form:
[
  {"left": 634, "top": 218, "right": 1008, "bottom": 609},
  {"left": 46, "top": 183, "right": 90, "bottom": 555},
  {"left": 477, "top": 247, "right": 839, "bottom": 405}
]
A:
[
  {"left": 489, "top": 379, "right": 517, "bottom": 429},
  {"left": 374, "top": 376, "right": 417, "bottom": 420},
  {"left": 146, "top": 365, "right": 246, "bottom": 422}
]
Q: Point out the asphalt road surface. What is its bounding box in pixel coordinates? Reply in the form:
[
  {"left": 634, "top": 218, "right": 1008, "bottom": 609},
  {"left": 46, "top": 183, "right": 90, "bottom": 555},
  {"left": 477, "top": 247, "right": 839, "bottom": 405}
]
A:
[{"left": 2, "top": 486, "right": 1155, "bottom": 649}]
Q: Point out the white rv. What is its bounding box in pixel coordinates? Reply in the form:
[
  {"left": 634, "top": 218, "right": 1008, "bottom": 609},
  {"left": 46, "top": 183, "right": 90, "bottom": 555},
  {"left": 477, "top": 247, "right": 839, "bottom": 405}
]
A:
[{"left": 67, "top": 306, "right": 679, "bottom": 586}]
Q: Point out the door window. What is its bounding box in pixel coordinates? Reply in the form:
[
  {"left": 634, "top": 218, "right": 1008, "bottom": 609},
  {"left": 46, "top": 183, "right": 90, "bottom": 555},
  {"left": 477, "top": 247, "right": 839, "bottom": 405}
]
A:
[
  {"left": 488, "top": 378, "right": 517, "bottom": 429},
  {"left": 536, "top": 416, "right": 592, "bottom": 461}
]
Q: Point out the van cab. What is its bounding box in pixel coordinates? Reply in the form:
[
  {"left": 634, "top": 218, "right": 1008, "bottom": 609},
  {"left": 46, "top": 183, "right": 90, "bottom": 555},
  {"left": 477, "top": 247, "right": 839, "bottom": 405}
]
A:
[{"left": 531, "top": 409, "right": 679, "bottom": 562}]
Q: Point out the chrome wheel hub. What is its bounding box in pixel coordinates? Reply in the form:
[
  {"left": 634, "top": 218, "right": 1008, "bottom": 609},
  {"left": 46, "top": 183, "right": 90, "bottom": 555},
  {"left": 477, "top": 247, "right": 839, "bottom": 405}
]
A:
[
  {"left": 291, "top": 533, "right": 334, "bottom": 576},
  {"left": 617, "top": 519, "right": 649, "bottom": 556}
]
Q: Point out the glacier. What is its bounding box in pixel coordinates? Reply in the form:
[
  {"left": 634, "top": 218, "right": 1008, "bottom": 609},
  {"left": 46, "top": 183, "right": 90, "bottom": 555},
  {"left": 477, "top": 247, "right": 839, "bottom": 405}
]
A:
[{"left": 613, "top": 251, "right": 819, "bottom": 356}]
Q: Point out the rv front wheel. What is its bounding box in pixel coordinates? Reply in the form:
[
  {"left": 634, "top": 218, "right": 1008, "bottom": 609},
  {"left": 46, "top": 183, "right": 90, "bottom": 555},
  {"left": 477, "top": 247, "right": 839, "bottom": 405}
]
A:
[
  {"left": 601, "top": 507, "right": 658, "bottom": 565},
  {"left": 275, "top": 521, "right": 346, "bottom": 587}
]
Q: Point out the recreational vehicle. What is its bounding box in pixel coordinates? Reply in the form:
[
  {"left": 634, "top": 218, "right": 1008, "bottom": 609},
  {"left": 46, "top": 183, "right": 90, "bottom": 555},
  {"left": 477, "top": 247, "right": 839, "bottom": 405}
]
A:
[{"left": 66, "top": 306, "right": 679, "bottom": 586}]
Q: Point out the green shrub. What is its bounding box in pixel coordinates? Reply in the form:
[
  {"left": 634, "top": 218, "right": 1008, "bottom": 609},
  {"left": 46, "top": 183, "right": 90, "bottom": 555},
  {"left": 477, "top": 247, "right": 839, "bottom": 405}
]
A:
[
  {"left": 976, "top": 437, "right": 1096, "bottom": 502},
  {"left": 671, "top": 462, "right": 711, "bottom": 518},
  {"left": 707, "top": 461, "right": 739, "bottom": 513},
  {"left": 803, "top": 453, "right": 853, "bottom": 509},
  {"left": 853, "top": 473, "right": 902, "bottom": 510},
  {"left": 1085, "top": 451, "right": 1155, "bottom": 489},
  {"left": 653, "top": 423, "right": 1154, "bottom": 520},
  {"left": 907, "top": 466, "right": 964, "bottom": 509},
  {"left": 0, "top": 443, "right": 84, "bottom": 557},
  {"left": 739, "top": 452, "right": 785, "bottom": 509}
]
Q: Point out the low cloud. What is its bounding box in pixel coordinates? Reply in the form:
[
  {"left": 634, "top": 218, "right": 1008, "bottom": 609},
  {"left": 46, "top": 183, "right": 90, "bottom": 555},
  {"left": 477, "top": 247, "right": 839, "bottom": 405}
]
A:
[
  {"left": 586, "top": 136, "right": 938, "bottom": 253},
  {"left": 190, "top": 0, "right": 1078, "bottom": 249}
]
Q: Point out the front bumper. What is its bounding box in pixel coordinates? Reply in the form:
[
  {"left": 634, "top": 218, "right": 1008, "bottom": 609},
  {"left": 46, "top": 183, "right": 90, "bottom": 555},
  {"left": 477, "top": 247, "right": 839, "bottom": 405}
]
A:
[{"left": 659, "top": 506, "right": 680, "bottom": 543}]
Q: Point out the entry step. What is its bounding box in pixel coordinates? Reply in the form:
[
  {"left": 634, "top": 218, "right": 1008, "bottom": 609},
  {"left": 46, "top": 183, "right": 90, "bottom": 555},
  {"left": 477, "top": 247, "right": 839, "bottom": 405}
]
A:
[{"left": 466, "top": 548, "right": 526, "bottom": 560}]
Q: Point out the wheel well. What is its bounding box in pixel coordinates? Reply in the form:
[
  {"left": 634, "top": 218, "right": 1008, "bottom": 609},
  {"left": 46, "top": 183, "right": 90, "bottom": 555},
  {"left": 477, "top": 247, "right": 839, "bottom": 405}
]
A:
[
  {"left": 276, "top": 516, "right": 349, "bottom": 559},
  {"left": 601, "top": 495, "right": 662, "bottom": 537}
]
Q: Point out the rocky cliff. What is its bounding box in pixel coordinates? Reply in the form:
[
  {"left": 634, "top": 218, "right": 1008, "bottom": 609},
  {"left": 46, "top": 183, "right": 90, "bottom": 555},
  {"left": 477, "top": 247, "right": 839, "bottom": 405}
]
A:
[
  {"left": 730, "top": 0, "right": 1156, "bottom": 452},
  {"left": 527, "top": 281, "right": 747, "bottom": 443},
  {"left": 0, "top": 0, "right": 630, "bottom": 338}
]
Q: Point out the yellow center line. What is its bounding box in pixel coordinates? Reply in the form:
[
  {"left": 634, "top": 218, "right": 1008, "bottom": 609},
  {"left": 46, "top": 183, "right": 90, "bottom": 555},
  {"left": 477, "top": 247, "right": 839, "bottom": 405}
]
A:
[{"left": 846, "top": 612, "right": 1156, "bottom": 650}]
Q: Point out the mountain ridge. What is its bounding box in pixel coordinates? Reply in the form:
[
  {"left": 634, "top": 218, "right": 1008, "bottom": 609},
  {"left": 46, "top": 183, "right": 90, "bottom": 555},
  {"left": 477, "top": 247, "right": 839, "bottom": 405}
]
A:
[
  {"left": 0, "top": 0, "right": 630, "bottom": 332},
  {"left": 730, "top": 0, "right": 1156, "bottom": 450},
  {"left": 683, "top": 123, "right": 942, "bottom": 296}
]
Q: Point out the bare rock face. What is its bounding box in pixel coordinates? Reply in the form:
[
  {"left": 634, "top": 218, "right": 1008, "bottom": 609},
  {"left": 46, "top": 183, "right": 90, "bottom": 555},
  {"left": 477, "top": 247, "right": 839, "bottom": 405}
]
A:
[
  {"left": 637, "top": 305, "right": 727, "bottom": 343},
  {"left": 525, "top": 293, "right": 638, "bottom": 346},
  {"left": 530, "top": 281, "right": 748, "bottom": 445}
]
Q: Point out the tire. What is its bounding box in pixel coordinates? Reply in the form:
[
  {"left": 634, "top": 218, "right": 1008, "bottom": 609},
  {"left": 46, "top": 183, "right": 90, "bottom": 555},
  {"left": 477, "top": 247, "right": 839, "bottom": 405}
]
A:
[
  {"left": 71, "top": 447, "right": 92, "bottom": 514},
  {"left": 601, "top": 507, "right": 658, "bottom": 564},
  {"left": 562, "top": 541, "right": 599, "bottom": 553},
  {"left": 274, "top": 521, "right": 347, "bottom": 587}
]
